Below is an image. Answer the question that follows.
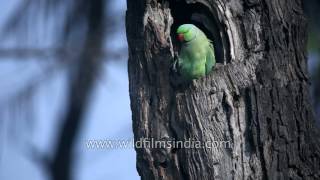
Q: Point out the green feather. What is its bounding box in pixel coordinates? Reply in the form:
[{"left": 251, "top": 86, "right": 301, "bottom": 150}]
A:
[
  {"left": 205, "top": 43, "right": 215, "bottom": 74},
  {"left": 176, "top": 24, "right": 216, "bottom": 80}
]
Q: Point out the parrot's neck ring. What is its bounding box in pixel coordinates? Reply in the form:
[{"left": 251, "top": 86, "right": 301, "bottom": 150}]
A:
[{"left": 183, "top": 26, "right": 198, "bottom": 44}]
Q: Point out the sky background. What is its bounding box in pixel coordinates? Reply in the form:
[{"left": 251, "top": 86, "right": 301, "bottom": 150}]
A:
[{"left": 0, "top": 0, "right": 139, "bottom": 180}]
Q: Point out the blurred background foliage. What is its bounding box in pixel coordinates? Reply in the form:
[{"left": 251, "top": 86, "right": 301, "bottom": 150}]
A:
[
  {"left": 0, "top": 0, "right": 319, "bottom": 180},
  {"left": 0, "top": 0, "right": 136, "bottom": 180},
  {"left": 305, "top": 0, "right": 320, "bottom": 125}
]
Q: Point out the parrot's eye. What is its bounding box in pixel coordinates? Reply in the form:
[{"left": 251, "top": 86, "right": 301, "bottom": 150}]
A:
[{"left": 177, "top": 33, "right": 184, "bottom": 42}]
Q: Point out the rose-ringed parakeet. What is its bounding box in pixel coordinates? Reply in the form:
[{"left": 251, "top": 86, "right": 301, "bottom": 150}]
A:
[{"left": 174, "top": 24, "right": 215, "bottom": 81}]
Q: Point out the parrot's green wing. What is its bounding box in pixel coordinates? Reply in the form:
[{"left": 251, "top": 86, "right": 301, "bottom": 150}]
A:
[
  {"left": 177, "top": 54, "right": 192, "bottom": 80},
  {"left": 205, "top": 42, "right": 216, "bottom": 75}
]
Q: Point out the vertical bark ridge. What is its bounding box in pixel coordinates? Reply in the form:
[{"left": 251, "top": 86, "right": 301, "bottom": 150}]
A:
[{"left": 126, "top": 0, "right": 320, "bottom": 179}]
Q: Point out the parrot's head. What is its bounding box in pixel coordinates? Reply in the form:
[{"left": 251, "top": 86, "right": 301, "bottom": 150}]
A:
[{"left": 176, "top": 24, "right": 196, "bottom": 43}]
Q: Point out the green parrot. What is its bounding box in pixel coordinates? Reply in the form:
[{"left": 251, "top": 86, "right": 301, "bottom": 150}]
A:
[{"left": 175, "top": 24, "right": 215, "bottom": 80}]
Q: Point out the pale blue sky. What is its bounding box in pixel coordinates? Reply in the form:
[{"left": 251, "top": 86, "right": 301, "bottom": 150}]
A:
[{"left": 0, "top": 0, "right": 139, "bottom": 180}]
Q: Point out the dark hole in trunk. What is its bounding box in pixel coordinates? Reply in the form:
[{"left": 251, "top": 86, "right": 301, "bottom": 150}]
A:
[{"left": 169, "top": 1, "right": 230, "bottom": 64}]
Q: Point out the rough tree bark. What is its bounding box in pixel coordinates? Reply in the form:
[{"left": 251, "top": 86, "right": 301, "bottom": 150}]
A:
[{"left": 126, "top": 0, "right": 320, "bottom": 179}]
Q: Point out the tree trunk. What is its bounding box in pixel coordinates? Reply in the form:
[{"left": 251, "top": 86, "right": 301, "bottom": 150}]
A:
[{"left": 126, "top": 0, "right": 320, "bottom": 179}]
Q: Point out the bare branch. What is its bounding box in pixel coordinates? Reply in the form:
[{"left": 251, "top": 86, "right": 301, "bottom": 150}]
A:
[{"left": 0, "top": 48, "right": 127, "bottom": 60}]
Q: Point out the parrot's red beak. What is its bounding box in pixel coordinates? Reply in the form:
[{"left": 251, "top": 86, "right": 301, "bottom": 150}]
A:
[{"left": 177, "top": 33, "right": 184, "bottom": 42}]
